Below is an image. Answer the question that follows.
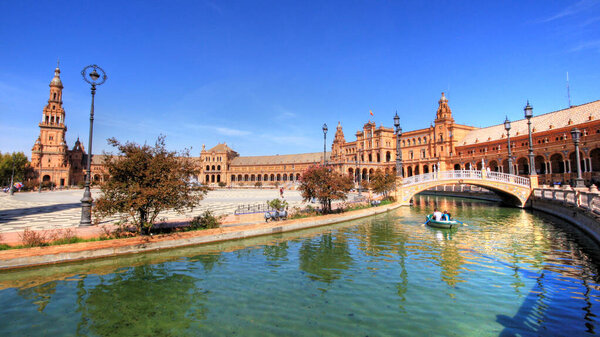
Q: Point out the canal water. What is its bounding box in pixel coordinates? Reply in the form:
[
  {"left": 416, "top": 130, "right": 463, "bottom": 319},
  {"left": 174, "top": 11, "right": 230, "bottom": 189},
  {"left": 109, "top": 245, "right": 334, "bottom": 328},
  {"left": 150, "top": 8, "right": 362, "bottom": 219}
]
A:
[{"left": 1, "top": 195, "right": 600, "bottom": 336}]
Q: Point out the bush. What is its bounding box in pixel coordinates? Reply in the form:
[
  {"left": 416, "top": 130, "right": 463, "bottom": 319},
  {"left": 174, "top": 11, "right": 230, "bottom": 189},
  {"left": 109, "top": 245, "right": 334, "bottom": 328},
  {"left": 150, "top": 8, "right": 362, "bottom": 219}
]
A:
[
  {"left": 218, "top": 182, "right": 227, "bottom": 188},
  {"left": 255, "top": 181, "right": 262, "bottom": 188},
  {"left": 267, "top": 198, "right": 288, "bottom": 211},
  {"left": 189, "top": 211, "right": 221, "bottom": 230},
  {"left": 19, "top": 228, "right": 47, "bottom": 247}
]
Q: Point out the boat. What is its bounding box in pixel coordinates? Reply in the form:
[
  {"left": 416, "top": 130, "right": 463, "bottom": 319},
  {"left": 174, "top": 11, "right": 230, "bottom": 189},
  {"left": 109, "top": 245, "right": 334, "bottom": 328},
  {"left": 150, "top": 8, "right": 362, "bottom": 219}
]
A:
[{"left": 425, "top": 215, "right": 461, "bottom": 229}]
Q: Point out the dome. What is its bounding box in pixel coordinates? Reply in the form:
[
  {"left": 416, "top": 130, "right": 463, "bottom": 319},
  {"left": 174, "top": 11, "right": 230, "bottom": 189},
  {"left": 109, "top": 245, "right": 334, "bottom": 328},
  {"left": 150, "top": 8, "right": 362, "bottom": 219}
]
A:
[{"left": 50, "top": 67, "right": 63, "bottom": 88}]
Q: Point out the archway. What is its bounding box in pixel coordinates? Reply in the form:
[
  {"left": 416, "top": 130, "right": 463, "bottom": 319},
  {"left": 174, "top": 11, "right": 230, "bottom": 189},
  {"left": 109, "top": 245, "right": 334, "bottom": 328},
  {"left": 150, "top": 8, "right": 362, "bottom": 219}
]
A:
[
  {"left": 488, "top": 160, "right": 499, "bottom": 172},
  {"left": 535, "top": 156, "right": 546, "bottom": 174},
  {"left": 423, "top": 165, "right": 429, "bottom": 174},
  {"left": 550, "top": 153, "right": 564, "bottom": 173},
  {"left": 454, "top": 164, "right": 461, "bottom": 170},
  {"left": 517, "top": 157, "right": 529, "bottom": 175},
  {"left": 569, "top": 151, "right": 585, "bottom": 174},
  {"left": 591, "top": 148, "right": 600, "bottom": 172},
  {"left": 407, "top": 166, "right": 413, "bottom": 177}
]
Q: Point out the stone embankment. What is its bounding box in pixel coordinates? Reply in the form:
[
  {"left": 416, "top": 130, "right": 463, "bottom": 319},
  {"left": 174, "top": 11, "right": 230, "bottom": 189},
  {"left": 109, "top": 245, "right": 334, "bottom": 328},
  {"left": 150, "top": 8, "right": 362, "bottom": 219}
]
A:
[{"left": 0, "top": 203, "right": 401, "bottom": 270}]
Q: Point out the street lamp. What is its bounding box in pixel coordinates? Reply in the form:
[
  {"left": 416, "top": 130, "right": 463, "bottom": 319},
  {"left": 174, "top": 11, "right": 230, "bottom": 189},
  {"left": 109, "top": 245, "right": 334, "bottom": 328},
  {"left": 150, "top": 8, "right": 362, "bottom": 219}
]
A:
[
  {"left": 524, "top": 101, "right": 536, "bottom": 176},
  {"left": 38, "top": 152, "right": 42, "bottom": 193},
  {"left": 394, "top": 111, "right": 403, "bottom": 177},
  {"left": 322, "top": 123, "right": 328, "bottom": 165},
  {"left": 504, "top": 116, "right": 514, "bottom": 175},
  {"left": 357, "top": 147, "right": 362, "bottom": 197},
  {"left": 80, "top": 64, "right": 107, "bottom": 226},
  {"left": 9, "top": 153, "right": 15, "bottom": 196},
  {"left": 571, "top": 127, "right": 585, "bottom": 188}
]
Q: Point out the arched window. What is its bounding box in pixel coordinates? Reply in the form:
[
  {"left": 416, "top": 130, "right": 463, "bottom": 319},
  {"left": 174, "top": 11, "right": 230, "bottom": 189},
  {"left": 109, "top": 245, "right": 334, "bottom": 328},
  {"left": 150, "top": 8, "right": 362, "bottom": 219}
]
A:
[
  {"left": 244, "top": 174, "right": 249, "bottom": 181},
  {"left": 251, "top": 174, "right": 255, "bottom": 181},
  {"left": 217, "top": 165, "right": 221, "bottom": 171},
  {"left": 386, "top": 151, "right": 391, "bottom": 162},
  {"left": 53, "top": 93, "right": 57, "bottom": 100},
  {"left": 264, "top": 174, "right": 269, "bottom": 181},
  {"left": 454, "top": 164, "right": 461, "bottom": 170},
  {"left": 206, "top": 165, "right": 210, "bottom": 171},
  {"left": 211, "top": 165, "right": 215, "bottom": 171},
  {"left": 276, "top": 174, "right": 281, "bottom": 181},
  {"left": 231, "top": 175, "right": 236, "bottom": 182}
]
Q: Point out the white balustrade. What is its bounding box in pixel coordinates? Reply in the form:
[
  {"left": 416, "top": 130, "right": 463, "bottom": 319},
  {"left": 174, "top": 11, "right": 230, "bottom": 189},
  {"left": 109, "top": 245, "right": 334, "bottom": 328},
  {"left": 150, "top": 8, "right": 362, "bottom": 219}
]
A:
[
  {"left": 534, "top": 186, "right": 600, "bottom": 214},
  {"left": 402, "top": 170, "right": 530, "bottom": 187}
]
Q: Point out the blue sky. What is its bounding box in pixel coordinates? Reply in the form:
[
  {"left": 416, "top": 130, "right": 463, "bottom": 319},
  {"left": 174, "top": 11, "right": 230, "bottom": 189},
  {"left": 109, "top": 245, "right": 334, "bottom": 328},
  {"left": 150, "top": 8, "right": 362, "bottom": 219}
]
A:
[{"left": 1, "top": 1, "right": 599, "bottom": 158}]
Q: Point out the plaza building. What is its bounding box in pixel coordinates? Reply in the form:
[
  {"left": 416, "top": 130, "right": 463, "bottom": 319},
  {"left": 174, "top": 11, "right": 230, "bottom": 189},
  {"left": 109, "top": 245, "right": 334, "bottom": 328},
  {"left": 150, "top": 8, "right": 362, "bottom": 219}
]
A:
[{"left": 31, "top": 65, "right": 600, "bottom": 188}]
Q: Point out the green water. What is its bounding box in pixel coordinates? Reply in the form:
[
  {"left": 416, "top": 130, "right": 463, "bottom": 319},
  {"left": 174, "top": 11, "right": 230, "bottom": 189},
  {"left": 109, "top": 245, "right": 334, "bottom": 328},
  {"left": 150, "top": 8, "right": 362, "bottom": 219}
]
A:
[{"left": 1, "top": 195, "right": 600, "bottom": 336}]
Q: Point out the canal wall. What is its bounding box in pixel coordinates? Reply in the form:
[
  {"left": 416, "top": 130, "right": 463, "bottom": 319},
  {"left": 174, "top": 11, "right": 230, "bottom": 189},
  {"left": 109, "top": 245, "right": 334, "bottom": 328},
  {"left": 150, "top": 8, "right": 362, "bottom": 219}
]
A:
[
  {"left": 529, "top": 186, "right": 600, "bottom": 244},
  {"left": 0, "top": 202, "right": 402, "bottom": 270}
]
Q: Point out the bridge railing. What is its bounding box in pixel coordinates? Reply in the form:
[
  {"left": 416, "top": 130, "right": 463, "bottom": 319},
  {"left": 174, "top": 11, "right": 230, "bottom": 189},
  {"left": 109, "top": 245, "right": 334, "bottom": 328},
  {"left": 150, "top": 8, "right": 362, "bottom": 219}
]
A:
[{"left": 402, "top": 170, "right": 530, "bottom": 187}]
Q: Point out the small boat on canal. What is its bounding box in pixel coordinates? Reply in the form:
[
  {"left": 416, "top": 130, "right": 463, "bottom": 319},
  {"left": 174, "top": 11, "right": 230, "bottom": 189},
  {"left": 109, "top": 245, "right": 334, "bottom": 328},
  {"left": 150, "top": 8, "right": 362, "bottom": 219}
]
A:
[{"left": 425, "top": 214, "right": 462, "bottom": 229}]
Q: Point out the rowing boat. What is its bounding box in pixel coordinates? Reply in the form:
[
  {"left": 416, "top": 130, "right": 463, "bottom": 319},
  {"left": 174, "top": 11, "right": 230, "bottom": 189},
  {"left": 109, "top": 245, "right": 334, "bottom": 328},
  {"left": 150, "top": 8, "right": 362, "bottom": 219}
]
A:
[{"left": 425, "top": 215, "right": 461, "bottom": 229}]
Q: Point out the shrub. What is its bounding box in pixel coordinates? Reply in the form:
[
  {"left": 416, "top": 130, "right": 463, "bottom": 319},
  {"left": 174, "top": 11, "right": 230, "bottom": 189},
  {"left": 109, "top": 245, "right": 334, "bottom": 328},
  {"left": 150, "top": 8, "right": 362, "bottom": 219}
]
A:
[
  {"left": 189, "top": 211, "right": 221, "bottom": 230},
  {"left": 19, "top": 228, "right": 47, "bottom": 247},
  {"left": 255, "top": 181, "right": 262, "bottom": 188},
  {"left": 218, "top": 182, "right": 227, "bottom": 187},
  {"left": 267, "top": 198, "right": 288, "bottom": 211}
]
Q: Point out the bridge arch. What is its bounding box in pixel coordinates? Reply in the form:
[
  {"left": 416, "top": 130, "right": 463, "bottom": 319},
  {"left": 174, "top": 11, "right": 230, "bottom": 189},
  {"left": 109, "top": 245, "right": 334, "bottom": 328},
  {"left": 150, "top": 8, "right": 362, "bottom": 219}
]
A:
[{"left": 397, "top": 170, "right": 532, "bottom": 208}]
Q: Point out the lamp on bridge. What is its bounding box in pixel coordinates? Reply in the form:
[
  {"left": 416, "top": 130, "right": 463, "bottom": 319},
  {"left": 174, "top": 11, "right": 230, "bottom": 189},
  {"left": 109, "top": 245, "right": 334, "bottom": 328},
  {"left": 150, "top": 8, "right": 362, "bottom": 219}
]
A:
[
  {"left": 394, "top": 111, "right": 403, "bottom": 177},
  {"left": 504, "top": 116, "right": 514, "bottom": 175},
  {"left": 524, "top": 101, "right": 536, "bottom": 176},
  {"left": 571, "top": 128, "right": 585, "bottom": 188},
  {"left": 322, "top": 123, "right": 328, "bottom": 165},
  {"left": 80, "top": 64, "right": 107, "bottom": 226}
]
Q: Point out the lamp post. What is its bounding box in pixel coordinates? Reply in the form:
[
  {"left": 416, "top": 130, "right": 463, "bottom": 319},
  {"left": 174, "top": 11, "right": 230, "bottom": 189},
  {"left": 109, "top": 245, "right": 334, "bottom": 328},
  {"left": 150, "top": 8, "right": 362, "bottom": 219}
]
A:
[
  {"left": 571, "top": 128, "right": 585, "bottom": 188},
  {"left": 358, "top": 148, "right": 362, "bottom": 197},
  {"left": 394, "top": 112, "right": 403, "bottom": 177},
  {"left": 80, "top": 65, "right": 107, "bottom": 226},
  {"left": 504, "top": 116, "right": 514, "bottom": 175},
  {"left": 38, "top": 152, "right": 42, "bottom": 193},
  {"left": 524, "top": 101, "right": 535, "bottom": 176},
  {"left": 322, "top": 123, "right": 328, "bottom": 165},
  {"left": 9, "top": 153, "right": 15, "bottom": 196}
]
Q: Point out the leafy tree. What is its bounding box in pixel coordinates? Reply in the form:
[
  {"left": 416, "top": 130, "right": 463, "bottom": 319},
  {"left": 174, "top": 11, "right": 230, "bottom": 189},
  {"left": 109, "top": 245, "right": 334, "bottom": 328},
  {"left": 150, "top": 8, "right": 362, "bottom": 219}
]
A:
[
  {"left": 369, "top": 170, "right": 397, "bottom": 198},
  {"left": 298, "top": 165, "right": 353, "bottom": 213},
  {"left": 267, "top": 198, "right": 288, "bottom": 211},
  {"left": 0, "top": 152, "right": 31, "bottom": 187},
  {"left": 94, "top": 136, "right": 206, "bottom": 234}
]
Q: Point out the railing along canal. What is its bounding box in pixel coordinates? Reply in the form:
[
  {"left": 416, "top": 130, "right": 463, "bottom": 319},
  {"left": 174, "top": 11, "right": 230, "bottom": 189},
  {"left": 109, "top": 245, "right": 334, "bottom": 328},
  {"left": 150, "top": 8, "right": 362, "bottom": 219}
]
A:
[
  {"left": 402, "top": 170, "right": 530, "bottom": 187},
  {"left": 234, "top": 203, "right": 275, "bottom": 215},
  {"left": 534, "top": 186, "right": 600, "bottom": 215}
]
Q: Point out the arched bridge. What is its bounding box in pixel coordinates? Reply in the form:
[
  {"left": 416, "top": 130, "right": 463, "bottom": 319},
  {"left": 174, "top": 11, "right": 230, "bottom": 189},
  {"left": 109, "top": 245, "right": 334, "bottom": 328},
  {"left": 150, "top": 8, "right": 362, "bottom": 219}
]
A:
[{"left": 396, "top": 170, "right": 535, "bottom": 207}]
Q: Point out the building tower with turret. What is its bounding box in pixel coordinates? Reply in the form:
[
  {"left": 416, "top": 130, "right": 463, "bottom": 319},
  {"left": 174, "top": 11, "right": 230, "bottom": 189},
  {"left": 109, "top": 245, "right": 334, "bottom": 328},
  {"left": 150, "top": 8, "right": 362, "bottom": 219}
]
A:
[{"left": 31, "top": 64, "right": 71, "bottom": 187}]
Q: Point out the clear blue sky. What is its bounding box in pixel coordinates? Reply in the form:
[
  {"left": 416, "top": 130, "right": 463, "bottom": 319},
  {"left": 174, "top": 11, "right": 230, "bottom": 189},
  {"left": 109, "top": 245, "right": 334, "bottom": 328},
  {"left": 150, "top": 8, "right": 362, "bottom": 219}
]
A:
[{"left": 1, "top": 1, "right": 599, "bottom": 158}]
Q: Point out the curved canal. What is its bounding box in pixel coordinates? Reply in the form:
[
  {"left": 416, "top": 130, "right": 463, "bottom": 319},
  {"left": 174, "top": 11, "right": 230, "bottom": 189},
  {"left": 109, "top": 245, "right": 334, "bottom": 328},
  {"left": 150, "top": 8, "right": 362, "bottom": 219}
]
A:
[{"left": 1, "top": 195, "right": 600, "bottom": 336}]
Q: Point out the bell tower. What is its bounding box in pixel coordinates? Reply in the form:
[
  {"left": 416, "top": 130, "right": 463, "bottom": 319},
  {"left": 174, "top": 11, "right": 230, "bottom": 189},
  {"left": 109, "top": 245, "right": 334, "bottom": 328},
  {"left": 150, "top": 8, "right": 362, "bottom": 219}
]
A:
[
  {"left": 433, "top": 92, "right": 456, "bottom": 169},
  {"left": 32, "top": 63, "right": 71, "bottom": 187}
]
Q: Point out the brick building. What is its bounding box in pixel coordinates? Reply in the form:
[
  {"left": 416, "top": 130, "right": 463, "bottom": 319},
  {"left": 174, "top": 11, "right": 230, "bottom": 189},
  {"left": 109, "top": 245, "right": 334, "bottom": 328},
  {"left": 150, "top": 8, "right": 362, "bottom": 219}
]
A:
[{"left": 32, "top": 65, "right": 600, "bottom": 188}]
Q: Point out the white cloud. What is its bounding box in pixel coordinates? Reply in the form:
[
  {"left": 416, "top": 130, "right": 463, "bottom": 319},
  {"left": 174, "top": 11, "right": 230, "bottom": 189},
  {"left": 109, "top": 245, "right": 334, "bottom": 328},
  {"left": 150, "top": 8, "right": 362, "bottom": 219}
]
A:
[{"left": 538, "top": 0, "right": 600, "bottom": 23}]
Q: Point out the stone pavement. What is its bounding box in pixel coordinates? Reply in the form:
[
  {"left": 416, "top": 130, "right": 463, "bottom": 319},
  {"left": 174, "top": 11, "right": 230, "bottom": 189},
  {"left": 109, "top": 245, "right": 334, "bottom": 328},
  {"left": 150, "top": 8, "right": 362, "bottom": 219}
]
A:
[{"left": 0, "top": 188, "right": 318, "bottom": 234}]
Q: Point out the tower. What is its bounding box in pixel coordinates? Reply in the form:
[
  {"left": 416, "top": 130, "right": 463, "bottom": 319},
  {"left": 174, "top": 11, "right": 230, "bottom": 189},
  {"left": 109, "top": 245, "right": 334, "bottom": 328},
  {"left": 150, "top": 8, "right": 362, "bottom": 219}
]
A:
[
  {"left": 433, "top": 92, "right": 456, "bottom": 169},
  {"left": 330, "top": 121, "right": 346, "bottom": 163},
  {"left": 32, "top": 64, "right": 71, "bottom": 187}
]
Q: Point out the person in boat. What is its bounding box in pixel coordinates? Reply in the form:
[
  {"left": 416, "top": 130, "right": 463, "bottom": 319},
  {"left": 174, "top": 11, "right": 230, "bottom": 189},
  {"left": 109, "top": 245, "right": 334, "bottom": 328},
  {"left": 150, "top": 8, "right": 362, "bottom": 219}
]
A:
[
  {"left": 433, "top": 209, "right": 443, "bottom": 221},
  {"left": 443, "top": 210, "right": 451, "bottom": 221}
]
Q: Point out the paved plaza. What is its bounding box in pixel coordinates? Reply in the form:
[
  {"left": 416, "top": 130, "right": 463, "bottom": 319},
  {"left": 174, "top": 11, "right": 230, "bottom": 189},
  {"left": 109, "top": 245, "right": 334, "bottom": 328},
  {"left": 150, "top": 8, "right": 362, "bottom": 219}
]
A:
[{"left": 0, "top": 188, "right": 318, "bottom": 233}]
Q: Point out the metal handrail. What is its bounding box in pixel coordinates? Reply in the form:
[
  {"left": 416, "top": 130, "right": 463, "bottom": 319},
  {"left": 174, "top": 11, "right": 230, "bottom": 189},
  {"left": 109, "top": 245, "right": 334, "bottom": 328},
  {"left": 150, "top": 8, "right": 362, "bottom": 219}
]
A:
[{"left": 402, "top": 170, "right": 530, "bottom": 187}]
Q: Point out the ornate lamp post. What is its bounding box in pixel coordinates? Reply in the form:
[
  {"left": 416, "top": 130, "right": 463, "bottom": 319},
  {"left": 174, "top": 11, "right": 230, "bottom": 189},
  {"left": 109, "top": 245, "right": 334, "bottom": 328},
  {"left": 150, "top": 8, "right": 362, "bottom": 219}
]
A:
[
  {"left": 571, "top": 128, "right": 585, "bottom": 188},
  {"left": 394, "top": 112, "right": 403, "bottom": 177},
  {"left": 80, "top": 65, "right": 107, "bottom": 226},
  {"left": 322, "top": 123, "right": 328, "bottom": 165},
  {"left": 358, "top": 148, "right": 362, "bottom": 197},
  {"left": 38, "top": 152, "right": 43, "bottom": 193},
  {"left": 504, "top": 116, "right": 514, "bottom": 175},
  {"left": 524, "top": 101, "right": 535, "bottom": 176},
  {"left": 9, "top": 154, "right": 15, "bottom": 196}
]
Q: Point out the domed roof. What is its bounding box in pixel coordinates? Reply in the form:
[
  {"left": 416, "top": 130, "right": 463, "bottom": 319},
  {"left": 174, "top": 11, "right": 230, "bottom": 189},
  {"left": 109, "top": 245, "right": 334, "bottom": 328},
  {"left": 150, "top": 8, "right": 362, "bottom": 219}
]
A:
[{"left": 50, "top": 66, "right": 63, "bottom": 88}]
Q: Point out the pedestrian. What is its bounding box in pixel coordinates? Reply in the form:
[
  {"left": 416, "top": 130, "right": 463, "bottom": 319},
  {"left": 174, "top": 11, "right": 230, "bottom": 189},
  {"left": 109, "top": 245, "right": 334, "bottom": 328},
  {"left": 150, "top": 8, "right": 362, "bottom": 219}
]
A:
[{"left": 279, "top": 187, "right": 284, "bottom": 198}]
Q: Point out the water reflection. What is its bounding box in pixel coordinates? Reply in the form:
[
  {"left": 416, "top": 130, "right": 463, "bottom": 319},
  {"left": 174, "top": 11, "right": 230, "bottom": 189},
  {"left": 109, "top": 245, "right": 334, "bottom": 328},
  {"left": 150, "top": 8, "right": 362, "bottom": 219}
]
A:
[
  {"left": 299, "top": 232, "right": 353, "bottom": 285},
  {"left": 1, "top": 195, "right": 600, "bottom": 336},
  {"left": 77, "top": 264, "right": 208, "bottom": 336}
]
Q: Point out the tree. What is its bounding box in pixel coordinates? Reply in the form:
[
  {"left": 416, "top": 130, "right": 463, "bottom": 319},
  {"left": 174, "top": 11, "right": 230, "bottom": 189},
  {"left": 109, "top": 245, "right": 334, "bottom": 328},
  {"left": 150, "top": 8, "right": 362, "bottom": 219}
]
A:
[
  {"left": 0, "top": 152, "right": 31, "bottom": 187},
  {"left": 94, "top": 136, "right": 206, "bottom": 234},
  {"left": 369, "top": 170, "right": 397, "bottom": 198},
  {"left": 298, "top": 165, "right": 353, "bottom": 213}
]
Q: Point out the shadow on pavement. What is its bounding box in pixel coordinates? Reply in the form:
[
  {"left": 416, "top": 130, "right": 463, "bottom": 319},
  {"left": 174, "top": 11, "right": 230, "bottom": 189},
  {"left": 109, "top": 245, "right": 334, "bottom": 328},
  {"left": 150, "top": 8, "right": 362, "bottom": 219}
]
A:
[{"left": 0, "top": 203, "right": 81, "bottom": 223}]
